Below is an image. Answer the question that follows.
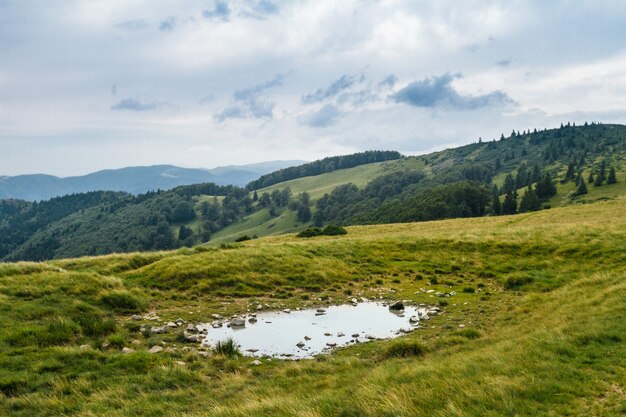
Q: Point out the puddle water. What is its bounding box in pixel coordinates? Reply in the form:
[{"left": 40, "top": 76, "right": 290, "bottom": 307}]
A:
[{"left": 199, "top": 302, "right": 437, "bottom": 359}]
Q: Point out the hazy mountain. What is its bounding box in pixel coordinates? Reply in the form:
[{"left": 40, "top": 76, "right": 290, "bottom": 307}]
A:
[{"left": 0, "top": 161, "right": 305, "bottom": 201}]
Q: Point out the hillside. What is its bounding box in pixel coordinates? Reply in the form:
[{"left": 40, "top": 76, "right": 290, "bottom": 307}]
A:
[
  {"left": 1, "top": 123, "right": 625, "bottom": 261},
  {"left": 0, "top": 197, "right": 624, "bottom": 416},
  {"left": 0, "top": 161, "right": 303, "bottom": 201}
]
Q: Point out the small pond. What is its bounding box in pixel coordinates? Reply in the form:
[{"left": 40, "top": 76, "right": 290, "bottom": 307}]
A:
[{"left": 199, "top": 302, "right": 438, "bottom": 359}]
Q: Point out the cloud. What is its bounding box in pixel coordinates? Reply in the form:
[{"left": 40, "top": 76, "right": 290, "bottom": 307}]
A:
[
  {"left": 216, "top": 74, "right": 285, "bottom": 121},
  {"left": 392, "top": 73, "right": 513, "bottom": 110},
  {"left": 111, "top": 98, "right": 161, "bottom": 111},
  {"left": 114, "top": 19, "right": 150, "bottom": 31},
  {"left": 304, "top": 104, "right": 341, "bottom": 128},
  {"left": 159, "top": 17, "right": 176, "bottom": 32},
  {"left": 301, "top": 74, "right": 360, "bottom": 104},
  {"left": 379, "top": 74, "right": 398, "bottom": 88},
  {"left": 496, "top": 58, "right": 512, "bottom": 67},
  {"left": 255, "top": 1, "right": 279, "bottom": 15},
  {"left": 203, "top": 0, "right": 231, "bottom": 21}
]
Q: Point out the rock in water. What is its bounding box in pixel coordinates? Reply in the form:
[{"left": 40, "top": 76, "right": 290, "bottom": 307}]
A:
[
  {"left": 389, "top": 301, "right": 404, "bottom": 310},
  {"left": 230, "top": 317, "right": 246, "bottom": 327}
]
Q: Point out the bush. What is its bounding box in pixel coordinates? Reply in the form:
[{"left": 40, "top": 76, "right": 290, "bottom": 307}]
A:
[
  {"left": 462, "top": 287, "right": 476, "bottom": 293},
  {"left": 235, "top": 235, "right": 252, "bottom": 242},
  {"left": 297, "top": 225, "right": 348, "bottom": 238},
  {"left": 213, "top": 338, "right": 241, "bottom": 358},
  {"left": 382, "top": 340, "right": 427, "bottom": 358},
  {"left": 99, "top": 291, "right": 146, "bottom": 313},
  {"left": 107, "top": 333, "right": 127, "bottom": 349}
]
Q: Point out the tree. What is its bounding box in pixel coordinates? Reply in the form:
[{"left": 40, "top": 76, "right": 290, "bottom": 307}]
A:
[
  {"left": 490, "top": 186, "right": 501, "bottom": 215},
  {"left": 299, "top": 191, "right": 310, "bottom": 206},
  {"left": 172, "top": 201, "right": 196, "bottom": 222},
  {"left": 258, "top": 192, "right": 271, "bottom": 207},
  {"left": 519, "top": 186, "right": 540, "bottom": 212},
  {"left": 607, "top": 167, "right": 617, "bottom": 184},
  {"left": 564, "top": 163, "right": 575, "bottom": 182},
  {"left": 296, "top": 205, "right": 312, "bottom": 223},
  {"left": 501, "top": 192, "right": 518, "bottom": 215},
  {"left": 178, "top": 225, "right": 193, "bottom": 241},
  {"left": 575, "top": 176, "right": 588, "bottom": 195},
  {"left": 588, "top": 172, "right": 595, "bottom": 184},
  {"left": 502, "top": 174, "right": 516, "bottom": 195},
  {"left": 535, "top": 173, "right": 557, "bottom": 200},
  {"left": 252, "top": 190, "right": 258, "bottom": 202}
]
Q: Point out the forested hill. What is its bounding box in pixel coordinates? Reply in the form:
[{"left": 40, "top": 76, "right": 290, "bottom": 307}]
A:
[
  {"left": 246, "top": 151, "right": 402, "bottom": 190},
  {"left": 1, "top": 123, "right": 625, "bottom": 261}
]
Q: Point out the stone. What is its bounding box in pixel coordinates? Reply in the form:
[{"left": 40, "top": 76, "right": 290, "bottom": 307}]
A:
[
  {"left": 166, "top": 321, "right": 177, "bottom": 328},
  {"left": 175, "top": 318, "right": 184, "bottom": 324},
  {"left": 248, "top": 317, "right": 258, "bottom": 323},
  {"left": 149, "top": 345, "right": 163, "bottom": 354},
  {"left": 256, "top": 304, "right": 263, "bottom": 310},
  {"left": 198, "top": 351, "right": 211, "bottom": 357},
  {"left": 230, "top": 317, "right": 246, "bottom": 327},
  {"left": 296, "top": 341, "right": 305, "bottom": 348},
  {"left": 131, "top": 314, "right": 142, "bottom": 321},
  {"left": 351, "top": 333, "right": 360, "bottom": 338},
  {"left": 337, "top": 332, "right": 345, "bottom": 337},
  {"left": 79, "top": 344, "right": 91, "bottom": 350},
  {"left": 458, "top": 324, "right": 466, "bottom": 328},
  {"left": 351, "top": 298, "right": 358, "bottom": 304},
  {"left": 316, "top": 308, "right": 326, "bottom": 313},
  {"left": 151, "top": 326, "right": 167, "bottom": 334},
  {"left": 186, "top": 324, "right": 198, "bottom": 333},
  {"left": 184, "top": 334, "right": 199, "bottom": 343},
  {"left": 122, "top": 347, "right": 135, "bottom": 354},
  {"left": 409, "top": 316, "right": 419, "bottom": 323},
  {"left": 175, "top": 361, "right": 186, "bottom": 366},
  {"left": 324, "top": 332, "right": 332, "bottom": 336},
  {"left": 283, "top": 309, "right": 291, "bottom": 314},
  {"left": 132, "top": 339, "right": 142, "bottom": 346},
  {"left": 326, "top": 342, "right": 337, "bottom": 347},
  {"left": 365, "top": 334, "right": 376, "bottom": 340},
  {"left": 211, "top": 314, "right": 222, "bottom": 320},
  {"left": 389, "top": 301, "right": 404, "bottom": 310},
  {"left": 304, "top": 336, "right": 311, "bottom": 341},
  {"left": 250, "top": 360, "right": 262, "bottom": 366}
]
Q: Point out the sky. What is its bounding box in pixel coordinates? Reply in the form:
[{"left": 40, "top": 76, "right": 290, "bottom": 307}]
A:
[{"left": 1, "top": 0, "right": 626, "bottom": 176}]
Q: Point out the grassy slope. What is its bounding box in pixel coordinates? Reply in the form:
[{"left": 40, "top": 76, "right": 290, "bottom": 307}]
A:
[
  {"left": 208, "top": 158, "right": 425, "bottom": 243},
  {"left": 1, "top": 198, "right": 625, "bottom": 416}
]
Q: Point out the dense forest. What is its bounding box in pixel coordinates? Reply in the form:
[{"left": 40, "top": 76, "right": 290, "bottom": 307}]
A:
[{"left": 0, "top": 123, "right": 624, "bottom": 261}]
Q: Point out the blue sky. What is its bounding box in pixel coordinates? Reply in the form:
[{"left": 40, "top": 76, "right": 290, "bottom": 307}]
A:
[{"left": 1, "top": 0, "right": 626, "bottom": 176}]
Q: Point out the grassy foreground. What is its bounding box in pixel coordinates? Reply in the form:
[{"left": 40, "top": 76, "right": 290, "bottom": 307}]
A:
[{"left": 1, "top": 198, "right": 625, "bottom": 416}]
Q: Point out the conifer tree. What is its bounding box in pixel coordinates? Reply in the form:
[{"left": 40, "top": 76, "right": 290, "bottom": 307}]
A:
[
  {"left": 607, "top": 167, "right": 617, "bottom": 184},
  {"left": 575, "top": 176, "right": 588, "bottom": 195},
  {"left": 502, "top": 192, "right": 518, "bottom": 215},
  {"left": 519, "top": 186, "right": 540, "bottom": 212},
  {"left": 490, "top": 186, "right": 501, "bottom": 215}
]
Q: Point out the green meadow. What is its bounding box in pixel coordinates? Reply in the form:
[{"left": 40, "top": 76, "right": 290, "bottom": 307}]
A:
[{"left": 1, "top": 197, "right": 625, "bottom": 416}]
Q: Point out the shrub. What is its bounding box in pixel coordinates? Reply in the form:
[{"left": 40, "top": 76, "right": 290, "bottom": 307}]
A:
[
  {"left": 438, "top": 299, "right": 449, "bottom": 307},
  {"left": 99, "top": 291, "right": 146, "bottom": 313},
  {"left": 322, "top": 224, "right": 347, "bottom": 235},
  {"left": 235, "top": 235, "right": 252, "bottom": 242},
  {"left": 213, "top": 338, "right": 241, "bottom": 358},
  {"left": 382, "top": 340, "right": 427, "bottom": 358},
  {"left": 462, "top": 287, "right": 475, "bottom": 293},
  {"left": 504, "top": 275, "right": 535, "bottom": 289},
  {"left": 297, "top": 227, "right": 323, "bottom": 238}
]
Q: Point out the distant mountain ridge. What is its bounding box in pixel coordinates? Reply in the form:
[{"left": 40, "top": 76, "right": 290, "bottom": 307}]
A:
[{"left": 0, "top": 161, "right": 305, "bottom": 201}]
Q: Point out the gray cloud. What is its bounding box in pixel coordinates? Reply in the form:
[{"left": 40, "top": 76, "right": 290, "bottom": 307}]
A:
[
  {"left": 159, "top": 17, "right": 176, "bottom": 32},
  {"left": 496, "top": 58, "right": 512, "bottom": 67},
  {"left": 203, "top": 0, "right": 231, "bottom": 21},
  {"left": 301, "top": 74, "right": 361, "bottom": 104},
  {"left": 379, "top": 74, "right": 398, "bottom": 88},
  {"left": 305, "top": 104, "right": 341, "bottom": 128},
  {"left": 217, "top": 74, "right": 285, "bottom": 121},
  {"left": 111, "top": 98, "right": 161, "bottom": 111},
  {"left": 392, "top": 73, "right": 513, "bottom": 110}
]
